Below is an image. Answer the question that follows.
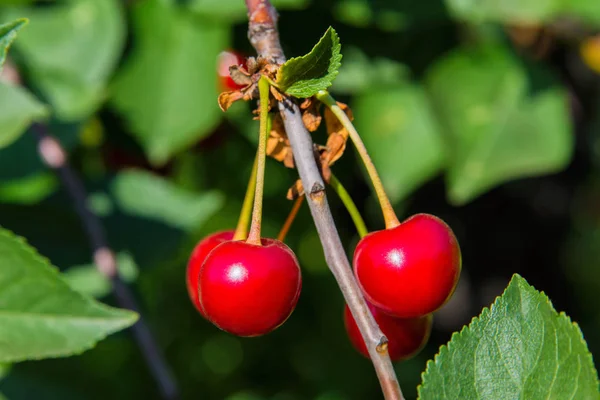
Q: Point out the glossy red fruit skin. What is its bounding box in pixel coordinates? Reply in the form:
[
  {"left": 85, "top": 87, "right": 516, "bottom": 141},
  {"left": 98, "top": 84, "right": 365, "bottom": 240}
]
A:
[
  {"left": 344, "top": 303, "right": 432, "bottom": 361},
  {"left": 354, "top": 213, "right": 461, "bottom": 318},
  {"left": 217, "top": 50, "right": 246, "bottom": 91},
  {"left": 186, "top": 230, "right": 235, "bottom": 317},
  {"left": 199, "top": 238, "right": 302, "bottom": 337}
]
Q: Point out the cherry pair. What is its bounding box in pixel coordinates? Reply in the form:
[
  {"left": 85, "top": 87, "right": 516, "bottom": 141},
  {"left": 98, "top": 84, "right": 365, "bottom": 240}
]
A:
[
  {"left": 186, "top": 231, "right": 302, "bottom": 337},
  {"left": 344, "top": 213, "right": 461, "bottom": 361}
]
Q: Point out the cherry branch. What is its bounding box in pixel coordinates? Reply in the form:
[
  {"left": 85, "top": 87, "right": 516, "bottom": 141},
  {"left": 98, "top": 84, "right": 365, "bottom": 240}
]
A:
[
  {"left": 32, "top": 124, "right": 179, "bottom": 400},
  {"left": 244, "top": 1, "right": 403, "bottom": 398}
]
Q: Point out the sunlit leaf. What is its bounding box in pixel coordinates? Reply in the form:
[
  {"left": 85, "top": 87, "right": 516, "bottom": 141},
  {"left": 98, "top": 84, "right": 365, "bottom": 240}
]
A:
[{"left": 419, "top": 274, "right": 600, "bottom": 399}]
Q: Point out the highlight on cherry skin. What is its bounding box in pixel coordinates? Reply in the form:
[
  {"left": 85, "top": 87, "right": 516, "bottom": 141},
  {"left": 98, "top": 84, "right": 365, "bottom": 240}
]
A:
[
  {"left": 186, "top": 230, "right": 235, "bottom": 317},
  {"left": 344, "top": 302, "right": 432, "bottom": 361},
  {"left": 197, "top": 238, "right": 302, "bottom": 337},
  {"left": 354, "top": 213, "right": 461, "bottom": 318},
  {"left": 217, "top": 49, "right": 247, "bottom": 91}
]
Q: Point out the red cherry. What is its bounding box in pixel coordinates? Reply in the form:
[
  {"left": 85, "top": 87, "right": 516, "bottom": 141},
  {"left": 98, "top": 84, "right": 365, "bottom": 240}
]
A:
[
  {"left": 344, "top": 303, "right": 432, "bottom": 361},
  {"left": 354, "top": 213, "right": 461, "bottom": 318},
  {"left": 199, "top": 238, "right": 302, "bottom": 337},
  {"left": 186, "top": 230, "right": 235, "bottom": 316},
  {"left": 217, "top": 50, "right": 246, "bottom": 91}
]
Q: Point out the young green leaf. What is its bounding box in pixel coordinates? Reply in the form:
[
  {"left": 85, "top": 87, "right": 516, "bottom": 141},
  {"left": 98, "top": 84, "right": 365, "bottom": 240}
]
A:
[
  {"left": 0, "top": 227, "right": 138, "bottom": 363},
  {"left": 5, "top": 0, "right": 125, "bottom": 120},
  {"left": 110, "top": 0, "right": 227, "bottom": 165},
  {"left": 0, "top": 82, "right": 48, "bottom": 150},
  {"left": 353, "top": 84, "right": 446, "bottom": 203},
  {"left": 426, "top": 46, "right": 573, "bottom": 205},
  {"left": 0, "top": 18, "right": 27, "bottom": 71},
  {"left": 418, "top": 274, "right": 600, "bottom": 399},
  {"left": 276, "top": 27, "right": 342, "bottom": 98},
  {"left": 111, "top": 169, "right": 224, "bottom": 232}
]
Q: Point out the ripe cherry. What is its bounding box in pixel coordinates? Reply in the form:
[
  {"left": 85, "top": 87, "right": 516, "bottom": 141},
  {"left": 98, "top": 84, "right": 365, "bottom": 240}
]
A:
[
  {"left": 217, "top": 50, "right": 247, "bottom": 91},
  {"left": 199, "top": 238, "right": 302, "bottom": 337},
  {"left": 344, "top": 303, "right": 432, "bottom": 361},
  {"left": 186, "top": 230, "right": 235, "bottom": 316},
  {"left": 354, "top": 213, "right": 461, "bottom": 318}
]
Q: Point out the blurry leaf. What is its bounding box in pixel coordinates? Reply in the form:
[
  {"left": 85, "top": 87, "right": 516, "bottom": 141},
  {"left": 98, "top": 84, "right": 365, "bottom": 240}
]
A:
[
  {"left": 333, "top": 0, "right": 373, "bottom": 28},
  {"left": 6, "top": 0, "right": 125, "bottom": 120},
  {"left": 0, "top": 82, "right": 48, "bottom": 149},
  {"left": 0, "top": 18, "right": 26, "bottom": 71},
  {"left": 87, "top": 191, "right": 114, "bottom": 217},
  {"left": 426, "top": 46, "right": 572, "bottom": 204},
  {"left": 111, "top": 0, "right": 227, "bottom": 165},
  {"left": 334, "top": 0, "right": 448, "bottom": 30},
  {"left": 353, "top": 84, "right": 445, "bottom": 203},
  {"left": 445, "top": 0, "right": 559, "bottom": 23},
  {"left": 445, "top": 0, "right": 600, "bottom": 25},
  {"left": 188, "top": 0, "right": 309, "bottom": 22},
  {"left": 277, "top": 27, "right": 342, "bottom": 98},
  {"left": 112, "top": 169, "right": 224, "bottom": 231},
  {"left": 0, "top": 227, "right": 137, "bottom": 362},
  {"left": 333, "top": 47, "right": 409, "bottom": 95},
  {"left": 419, "top": 274, "right": 599, "bottom": 399},
  {"left": 0, "top": 172, "right": 57, "bottom": 205},
  {"left": 63, "top": 252, "right": 139, "bottom": 299}
]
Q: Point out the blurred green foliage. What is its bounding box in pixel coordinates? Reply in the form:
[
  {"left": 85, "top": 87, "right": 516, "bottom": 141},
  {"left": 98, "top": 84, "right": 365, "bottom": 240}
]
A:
[{"left": 1, "top": 0, "right": 600, "bottom": 398}]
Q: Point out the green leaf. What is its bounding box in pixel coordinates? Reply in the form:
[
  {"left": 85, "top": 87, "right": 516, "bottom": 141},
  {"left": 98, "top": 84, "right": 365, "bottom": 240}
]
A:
[
  {"left": 0, "top": 18, "right": 27, "bottom": 71},
  {"left": 6, "top": 0, "right": 125, "bottom": 120},
  {"left": 444, "top": 0, "right": 559, "bottom": 24},
  {"left": 188, "top": 0, "right": 309, "bottom": 22},
  {"left": 426, "top": 46, "right": 573, "bottom": 205},
  {"left": 0, "top": 172, "right": 57, "bottom": 205},
  {"left": 444, "top": 0, "right": 600, "bottom": 25},
  {"left": 0, "top": 82, "right": 48, "bottom": 149},
  {"left": 333, "top": 47, "right": 409, "bottom": 95},
  {"left": 353, "top": 84, "right": 446, "bottom": 203},
  {"left": 63, "top": 252, "right": 139, "bottom": 299},
  {"left": 111, "top": 169, "right": 224, "bottom": 231},
  {"left": 418, "top": 274, "right": 600, "bottom": 399},
  {"left": 276, "top": 27, "right": 342, "bottom": 98},
  {"left": 110, "top": 0, "right": 227, "bottom": 165},
  {"left": 0, "top": 227, "right": 138, "bottom": 363}
]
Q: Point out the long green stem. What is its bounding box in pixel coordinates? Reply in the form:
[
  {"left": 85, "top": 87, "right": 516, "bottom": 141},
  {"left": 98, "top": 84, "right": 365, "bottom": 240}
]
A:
[
  {"left": 329, "top": 174, "right": 369, "bottom": 238},
  {"left": 246, "top": 76, "right": 271, "bottom": 245},
  {"left": 233, "top": 151, "right": 258, "bottom": 241},
  {"left": 316, "top": 91, "right": 400, "bottom": 229}
]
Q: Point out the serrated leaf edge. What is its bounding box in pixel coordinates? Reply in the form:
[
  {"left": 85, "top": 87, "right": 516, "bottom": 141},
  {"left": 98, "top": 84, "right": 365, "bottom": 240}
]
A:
[
  {"left": 0, "top": 227, "right": 138, "bottom": 362},
  {"left": 417, "top": 273, "right": 600, "bottom": 397},
  {"left": 276, "top": 26, "right": 342, "bottom": 96}
]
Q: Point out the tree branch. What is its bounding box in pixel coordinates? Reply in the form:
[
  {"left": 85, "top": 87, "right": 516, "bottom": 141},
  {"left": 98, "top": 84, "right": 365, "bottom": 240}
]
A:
[
  {"left": 32, "top": 123, "right": 179, "bottom": 400},
  {"left": 244, "top": 1, "right": 403, "bottom": 398}
]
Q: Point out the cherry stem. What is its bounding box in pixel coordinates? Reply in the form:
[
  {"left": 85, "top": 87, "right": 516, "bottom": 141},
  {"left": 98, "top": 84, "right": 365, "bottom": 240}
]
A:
[
  {"left": 316, "top": 91, "right": 400, "bottom": 229},
  {"left": 329, "top": 174, "right": 369, "bottom": 238},
  {"left": 277, "top": 196, "right": 304, "bottom": 242},
  {"left": 245, "top": 1, "right": 403, "bottom": 398},
  {"left": 233, "top": 151, "right": 259, "bottom": 241},
  {"left": 246, "top": 76, "right": 271, "bottom": 245}
]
